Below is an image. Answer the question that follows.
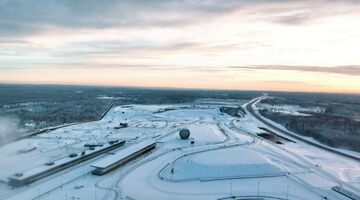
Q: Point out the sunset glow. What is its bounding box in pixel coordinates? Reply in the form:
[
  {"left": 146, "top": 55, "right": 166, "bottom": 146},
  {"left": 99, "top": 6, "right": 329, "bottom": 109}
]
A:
[{"left": 1, "top": 0, "right": 360, "bottom": 93}]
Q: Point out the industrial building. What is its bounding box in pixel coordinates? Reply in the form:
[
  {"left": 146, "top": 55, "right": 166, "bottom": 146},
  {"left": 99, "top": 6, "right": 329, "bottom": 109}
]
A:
[
  {"left": 91, "top": 140, "right": 156, "bottom": 175},
  {"left": 8, "top": 140, "right": 125, "bottom": 187}
]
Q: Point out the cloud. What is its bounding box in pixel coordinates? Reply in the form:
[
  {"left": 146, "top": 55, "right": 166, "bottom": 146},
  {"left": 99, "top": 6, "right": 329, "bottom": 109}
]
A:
[
  {"left": 51, "top": 40, "right": 240, "bottom": 58},
  {"left": 1, "top": 0, "right": 358, "bottom": 38},
  {"left": 229, "top": 65, "right": 360, "bottom": 76},
  {"left": 241, "top": 0, "right": 360, "bottom": 26},
  {"left": 0, "top": 62, "right": 225, "bottom": 74},
  {"left": 271, "top": 11, "right": 314, "bottom": 25},
  {"left": 0, "top": 0, "right": 243, "bottom": 37},
  {"left": 0, "top": 39, "right": 29, "bottom": 44},
  {"left": 62, "top": 41, "right": 200, "bottom": 53},
  {"left": 0, "top": 0, "right": 359, "bottom": 93}
]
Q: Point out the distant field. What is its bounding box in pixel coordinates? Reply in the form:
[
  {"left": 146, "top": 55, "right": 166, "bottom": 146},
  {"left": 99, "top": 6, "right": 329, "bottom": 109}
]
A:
[
  {"left": 2, "top": 84, "right": 359, "bottom": 152},
  {"left": 0, "top": 84, "right": 259, "bottom": 142},
  {"left": 259, "top": 92, "right": 360, "bottom": 152}
]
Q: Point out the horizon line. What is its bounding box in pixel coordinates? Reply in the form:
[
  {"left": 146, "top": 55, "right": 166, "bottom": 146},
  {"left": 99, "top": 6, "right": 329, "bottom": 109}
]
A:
[{"left": 1, "top": 82, "right": 359, "bottom": 96}]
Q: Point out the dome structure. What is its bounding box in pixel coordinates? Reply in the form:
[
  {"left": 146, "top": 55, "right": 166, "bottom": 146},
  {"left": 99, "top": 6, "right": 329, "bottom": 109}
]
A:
[{"left": 179, "top": 128, "right": 190, "bottom": 140}]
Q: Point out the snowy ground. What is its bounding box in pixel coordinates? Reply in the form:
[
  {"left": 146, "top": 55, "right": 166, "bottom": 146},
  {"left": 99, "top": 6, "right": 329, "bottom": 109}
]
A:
[
  {"left": 257, "top": 103, "right": 325, "bottom": 116},
  {"left": 0, "top": 100, "right": 359, "bottom": 200},
  {"left": 249, "top": 98, "right": 360, "bottom": 189}
]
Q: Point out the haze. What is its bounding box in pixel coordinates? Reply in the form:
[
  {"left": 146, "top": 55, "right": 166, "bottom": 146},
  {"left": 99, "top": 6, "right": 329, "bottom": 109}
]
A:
[{"left": 0, "top": 0, "right": 360, "bottom": 93}]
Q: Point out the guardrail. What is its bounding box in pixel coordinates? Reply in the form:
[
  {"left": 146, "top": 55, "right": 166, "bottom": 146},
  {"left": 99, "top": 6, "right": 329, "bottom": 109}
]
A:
[{"left": 332, "top": 186, "right": 360, "bottom": 200}]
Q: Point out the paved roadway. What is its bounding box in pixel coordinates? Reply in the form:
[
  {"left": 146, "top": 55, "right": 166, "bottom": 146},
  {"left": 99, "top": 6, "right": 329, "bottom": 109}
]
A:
[
  {"left": 245, "top": 97, "right": 360, "bottom": 162},
  {"left": 246, "top": 96, "right": 360, "bottom": 199}
]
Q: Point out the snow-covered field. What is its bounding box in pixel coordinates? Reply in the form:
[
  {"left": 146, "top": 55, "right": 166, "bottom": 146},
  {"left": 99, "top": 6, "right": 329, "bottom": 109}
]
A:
[
  {"left": 258, "top": 103, "right": 325, "bottom": 116},
  {"left": 0, "top": 99, "right": 359, "bottom": 200}
]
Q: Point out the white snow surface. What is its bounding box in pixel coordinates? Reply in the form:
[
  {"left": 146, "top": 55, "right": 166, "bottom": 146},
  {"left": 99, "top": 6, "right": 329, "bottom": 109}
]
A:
[
  {"left": 159, "top": 146, "right": 299, "bottom": 181},
  {"left": 258, "top": 103, "right": 325, "bottom": 116},
  {"left": 0, "top": 100, "right": 358, "bottom": 200}
]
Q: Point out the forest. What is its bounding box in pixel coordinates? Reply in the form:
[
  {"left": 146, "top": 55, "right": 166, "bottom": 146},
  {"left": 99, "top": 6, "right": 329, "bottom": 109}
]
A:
[
  {"left": 0, "top": 84, "right": 259, "bottom": 134},
  {"left": 260, "top": 92, "right": 360, "bottom": 152}
]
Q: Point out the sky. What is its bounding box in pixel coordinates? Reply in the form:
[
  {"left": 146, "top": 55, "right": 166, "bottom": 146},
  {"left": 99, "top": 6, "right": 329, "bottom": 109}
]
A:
[{"left": 0, "top": 0, "right": 360, "bottom": 93}]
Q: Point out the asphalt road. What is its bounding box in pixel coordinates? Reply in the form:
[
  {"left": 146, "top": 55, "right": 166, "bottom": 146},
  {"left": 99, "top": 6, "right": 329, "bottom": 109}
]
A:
[{"left": 245, "top": 97, "right": 360, "bottom": 162}]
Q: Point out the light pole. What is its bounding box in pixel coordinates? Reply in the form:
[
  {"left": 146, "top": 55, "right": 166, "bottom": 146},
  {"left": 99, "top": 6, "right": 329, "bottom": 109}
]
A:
[
  {"left": 95, "top": 187, "right": 97, "bottom": 200},
  {"left": 287, "top": 185, "right": 289, "bottom": 200}
]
